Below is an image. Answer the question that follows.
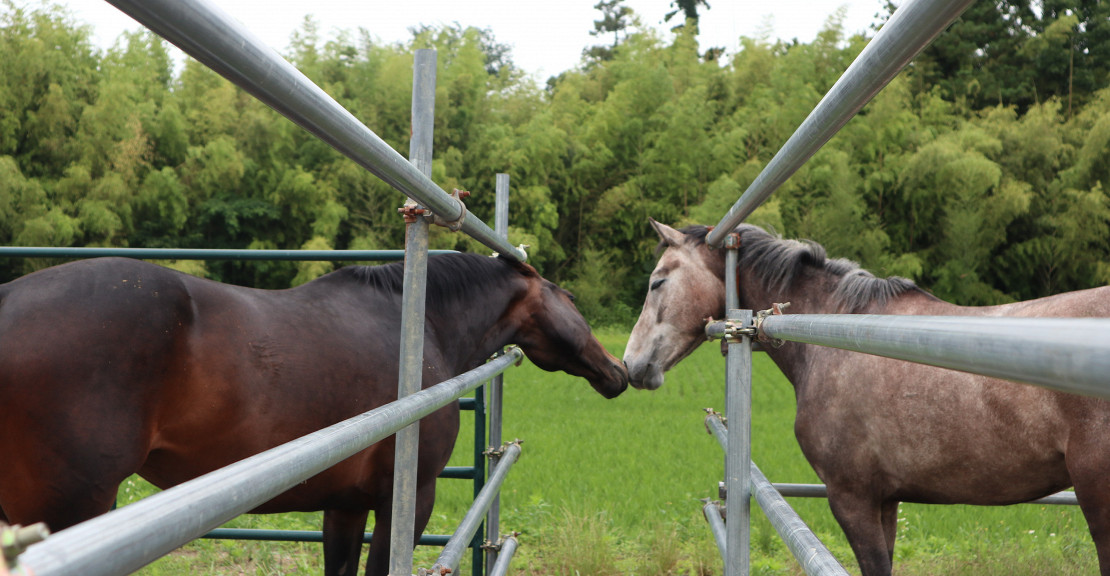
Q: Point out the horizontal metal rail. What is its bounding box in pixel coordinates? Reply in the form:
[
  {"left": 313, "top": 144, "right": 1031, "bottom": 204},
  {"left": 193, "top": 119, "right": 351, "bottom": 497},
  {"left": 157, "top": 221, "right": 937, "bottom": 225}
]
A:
[
  {"left": 771, "top": 483, "right": 1079, "bottom": 506},
  {"left": 201, "top": 530, "right": 450, "bottom": 545},
  {"left": 18, "top": 347, "right": 524, "bottom": 576},
  {"left": 487, "top": 535, "right": 520, "bottom": 576},
  {"left": 0, "top": 247, "right": 455, "bottom": 261},
  {"left": 705, "top": 412, "right": 848, "bottom": 575},
  {"left": 706, "top": 0, "right": 974, "bottom": 247},
  {"left": 758, "top": 314, "right": 1110, "bottom": 400},
  {"left": 103, "top": 0, "right": 526, "bottom": 262},
  {"left": 429, "top": 442, "right": 523, "bottom": 574}
]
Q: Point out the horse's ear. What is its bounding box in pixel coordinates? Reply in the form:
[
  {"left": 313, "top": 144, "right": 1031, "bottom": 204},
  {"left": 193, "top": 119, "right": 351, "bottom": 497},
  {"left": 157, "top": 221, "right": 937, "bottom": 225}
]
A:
[{"left": 649, "top": 218, "right": 686, "bottom": 247}]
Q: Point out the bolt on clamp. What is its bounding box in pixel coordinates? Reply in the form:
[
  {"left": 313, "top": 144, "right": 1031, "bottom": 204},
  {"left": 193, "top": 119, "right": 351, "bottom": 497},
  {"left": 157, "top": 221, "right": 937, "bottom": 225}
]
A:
[
  {"left": 425, "top": 189, "right": 468, "bottom": 231},
  {"left": 483, "top": 439, "right": 523, "bottom": 458},
  {"left": 753, "top": 302, "right": 791, "bottom": 348}
]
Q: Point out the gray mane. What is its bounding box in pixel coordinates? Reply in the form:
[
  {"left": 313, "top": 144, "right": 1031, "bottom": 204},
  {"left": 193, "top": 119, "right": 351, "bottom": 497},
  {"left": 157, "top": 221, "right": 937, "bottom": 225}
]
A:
[{"left": 679, "top": 224, "right": 924, "bottom": 312}]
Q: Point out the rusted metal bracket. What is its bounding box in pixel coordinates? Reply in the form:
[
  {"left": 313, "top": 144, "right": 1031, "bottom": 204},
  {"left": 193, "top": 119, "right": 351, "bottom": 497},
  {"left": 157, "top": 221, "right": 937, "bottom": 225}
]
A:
[
  {"left": 481, "top": 531, "right": 521, "bottom": 552},
  {"left": 397, "top": 203, "right": 427, "bottom": 223},
  {"left": 425, "top": 189, "right": 469, "bottom": 231},
  {"left": 488, "top": 346, "right": 523, "bottom": 366},
  {"left": 704, "top": 317, "right": 757, "bottom": 343},
  {"left": 704, "top": 407, "right": 726, "bottom": 428},
  {"left": 483, "top": 439, "right": 523, "bottom": 459},
  {"left": 398, "top": 189, "right": 469, "bottom": 230},
  {"left": 753, "top": 302, "right": 791, "bottom": 348}
]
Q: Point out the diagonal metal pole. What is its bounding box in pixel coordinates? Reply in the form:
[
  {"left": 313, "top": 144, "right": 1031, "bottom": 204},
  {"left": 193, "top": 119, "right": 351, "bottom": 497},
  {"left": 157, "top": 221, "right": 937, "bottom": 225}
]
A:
[
  {"left": 389, "top": 48, "right": 436, "bottom": 576},
  {"left": 104, "top": 0, "right": 524, "bottom": 261},
  {"left": 705, "top": 0, "right": 974, "bottom": 248}
]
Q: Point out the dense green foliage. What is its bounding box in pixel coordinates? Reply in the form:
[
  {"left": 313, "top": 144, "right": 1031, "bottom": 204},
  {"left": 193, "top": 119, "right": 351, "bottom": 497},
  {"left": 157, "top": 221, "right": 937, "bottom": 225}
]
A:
[{"left": 1, "top": 0, "right": 1108, "bottom": 318}]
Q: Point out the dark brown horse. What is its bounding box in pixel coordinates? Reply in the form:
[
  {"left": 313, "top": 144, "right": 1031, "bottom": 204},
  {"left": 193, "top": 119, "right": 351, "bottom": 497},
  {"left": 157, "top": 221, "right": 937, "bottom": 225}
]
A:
[
  {"left": 624, "top": 220, "right": 1110, "bottom": 576},
  {"left": 0, "top": 252, "right": 627, "bottom": 576}
]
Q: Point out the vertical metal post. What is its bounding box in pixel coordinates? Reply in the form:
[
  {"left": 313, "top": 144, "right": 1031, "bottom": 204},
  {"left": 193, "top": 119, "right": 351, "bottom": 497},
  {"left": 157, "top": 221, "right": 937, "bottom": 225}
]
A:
[
  {"left": 724, "top": 229, "right": 752, "bottom": 576},
  {"left": 484, "top": 173, "right": 510, "bottom": 575},
  {"left": 389, "top": 48, "right": 436, "bottom": 576},
  {"left": 470, "top": 386, "right": 486, "bottom": 576},
  {"left": 725, "top": 237, "right": 739, "bottom": 311}
]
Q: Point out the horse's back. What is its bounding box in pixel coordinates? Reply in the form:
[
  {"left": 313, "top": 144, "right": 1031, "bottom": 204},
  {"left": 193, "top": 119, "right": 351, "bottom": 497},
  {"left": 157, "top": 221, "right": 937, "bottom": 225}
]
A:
[{"left": 986, "top": 285, "right": 1110, "bottom": 318}]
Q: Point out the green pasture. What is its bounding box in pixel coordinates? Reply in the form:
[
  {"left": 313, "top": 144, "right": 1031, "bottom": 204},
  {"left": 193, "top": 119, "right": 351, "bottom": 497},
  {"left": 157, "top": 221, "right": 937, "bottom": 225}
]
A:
[{"left": 126, "top": 328, "right": 1098, "bottom": 575}]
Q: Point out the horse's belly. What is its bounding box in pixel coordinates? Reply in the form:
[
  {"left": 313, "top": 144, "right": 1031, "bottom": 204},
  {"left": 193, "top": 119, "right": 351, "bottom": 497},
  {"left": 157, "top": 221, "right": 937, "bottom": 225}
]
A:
[
  {"left": 798, "top": 377, "right": 1077, "bottom": 506},
  {"left": 891, "top": 456, "right": 1072, "bottom": 505}
]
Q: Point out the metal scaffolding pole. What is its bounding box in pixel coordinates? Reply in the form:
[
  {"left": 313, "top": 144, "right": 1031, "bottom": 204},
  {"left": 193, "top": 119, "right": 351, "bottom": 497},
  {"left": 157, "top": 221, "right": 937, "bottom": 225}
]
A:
[
  {"left": 103, "top": 0, "right": 525, "bottom": 261},
  {"left": 389, "top": 48, "right": 436, "bottom": 576},
  {"left": 485, "top": 173, "right": 510, "bottom": 575},
  {"left": 706, "top": 0, "right": 974, "bottom": 247},
  {"left": 758, "top": 314, "right": 1110, "bottom": 400},
  {"left": 724, "top": 308, "right": 752, "bottom": 576}
]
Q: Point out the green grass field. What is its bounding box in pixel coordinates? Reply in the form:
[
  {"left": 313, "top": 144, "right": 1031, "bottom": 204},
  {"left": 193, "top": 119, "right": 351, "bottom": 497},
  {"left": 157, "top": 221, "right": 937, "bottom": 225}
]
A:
[{"left": 125, "top": 328, "right": 1099, "bottom": 575}]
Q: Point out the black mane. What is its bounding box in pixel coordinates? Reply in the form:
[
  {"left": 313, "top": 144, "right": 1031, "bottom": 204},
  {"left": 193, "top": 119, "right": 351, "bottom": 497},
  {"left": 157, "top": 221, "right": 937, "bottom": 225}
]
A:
[
  {"left": 338, "top": 252, "right": 535, "bottom": 305},
  {"left": 678, "top": 224, "right": 926, "bottom": 312}
]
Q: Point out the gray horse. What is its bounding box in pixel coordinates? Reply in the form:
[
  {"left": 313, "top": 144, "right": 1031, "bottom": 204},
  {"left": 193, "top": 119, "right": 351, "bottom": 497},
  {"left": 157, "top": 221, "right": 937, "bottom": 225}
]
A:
[{"left": 624, "top": 219, "right": 1110, "bottom": 576}]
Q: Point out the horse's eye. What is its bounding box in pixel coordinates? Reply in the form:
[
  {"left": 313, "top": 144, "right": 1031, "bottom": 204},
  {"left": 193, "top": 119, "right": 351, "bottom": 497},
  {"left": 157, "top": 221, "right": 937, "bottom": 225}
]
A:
[{"left": 650, "top": 278, "right": 666, "bottom": 291}]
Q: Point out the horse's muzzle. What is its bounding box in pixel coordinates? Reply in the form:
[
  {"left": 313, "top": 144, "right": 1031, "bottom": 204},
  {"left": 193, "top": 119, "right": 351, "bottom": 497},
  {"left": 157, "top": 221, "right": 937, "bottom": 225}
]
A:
[
  {"left": 625, "top": 359, "right": 664, "bottom": 391},
  {"left": 591, "top": 360, "right": 630, "bottom": 399}
]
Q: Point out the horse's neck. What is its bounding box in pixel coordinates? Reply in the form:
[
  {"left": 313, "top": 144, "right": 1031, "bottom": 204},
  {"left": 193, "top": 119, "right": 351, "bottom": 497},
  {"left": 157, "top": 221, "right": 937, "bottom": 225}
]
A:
[
  {"left": 423, "top": 279, "right": 523, "bottom": 373},
  {"left": 739, "top": 267, "right": 952, "bottom": 392},
  {"left": 736, "top": 265, "right": 841, "bottom": 316}
]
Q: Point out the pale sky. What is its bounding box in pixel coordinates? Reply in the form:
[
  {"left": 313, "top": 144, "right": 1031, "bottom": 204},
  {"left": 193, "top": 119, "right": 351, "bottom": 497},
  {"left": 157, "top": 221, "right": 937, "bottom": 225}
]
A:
[{"left": 56, "top": 0, "right": 889, "bottom": 80}]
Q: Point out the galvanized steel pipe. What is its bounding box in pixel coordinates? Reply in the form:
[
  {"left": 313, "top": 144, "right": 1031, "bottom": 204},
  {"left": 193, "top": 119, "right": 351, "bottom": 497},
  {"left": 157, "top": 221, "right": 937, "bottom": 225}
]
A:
[
  {"left": 0, "top": 248, "right": 455, "bottom": 261},
  {"left": 17, "top": 348, "right": 524, "bottom": 576},
  {"left": 389, "top": 48, "right": 436, "bottom": 576},
  {"left": 200, "top": 529, "right": 452, "bottom": 545},
  {"left": 751, "top": 462, "right": 850, "bottom": 576},
  {"left": 430, "top": 442, "right": 523, "bottom": 574},
  {"left": 705, "top": 412, "right": 849, "bottom": 576},
  {"left": 103, "top": 0, "right": 525, "bottom": 261},
  {"left": 487, "top": 535, "right": 519, "bottom": 576},
  {"left": 706, "top": 0, "right": 974, "bottom": 247},
  {"left": 724, "top": 308, "right": 752, "bottom": 576},
  {"left": 758, "top": 314, "right": 1110, "bottom": 400},
  {"left": 485, "top": 174, "right": 511, "bottom": 575},
  {"left": 703, "top": 501, "right": 728, "bottom": 561}
]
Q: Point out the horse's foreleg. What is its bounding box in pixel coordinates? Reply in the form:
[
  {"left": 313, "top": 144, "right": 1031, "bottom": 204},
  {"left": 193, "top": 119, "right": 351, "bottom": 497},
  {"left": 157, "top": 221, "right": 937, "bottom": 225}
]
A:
[
  {"left": 880, "top": 500, "right": 899, "bottom": 563},
  {"left": 826, "top": 488, "right": 893, "bottom": 576},
  {"left": 323, "top": 508, "right": 370, "bottom": 576},
  {"left": 363, "top": 506, "right": 391, "bottom": 576},
  {"left": 362, "top": 480, "right": 438, "bottom": 576},
  {"left": 1068, "top": 459, "right": 1110, "bottom": 575}
]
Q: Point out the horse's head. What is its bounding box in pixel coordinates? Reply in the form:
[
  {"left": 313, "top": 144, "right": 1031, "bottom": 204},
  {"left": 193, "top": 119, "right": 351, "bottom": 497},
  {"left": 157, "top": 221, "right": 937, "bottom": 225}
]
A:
[
  {"left": 624, "top": 219, "right": 725, "bottom": 390},
  {"left": 508, "top": 263, "right": 629, "bottom": 399}
]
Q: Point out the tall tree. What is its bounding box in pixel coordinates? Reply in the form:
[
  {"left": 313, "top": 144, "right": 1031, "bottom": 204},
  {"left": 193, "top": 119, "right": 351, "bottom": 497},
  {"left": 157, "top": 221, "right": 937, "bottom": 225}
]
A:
[
  {"left": 664, "top": 0, "right": 711, "bottom": 32},
  {"left": 584, "top": 0, "right": 633, "bottom": 63}
]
